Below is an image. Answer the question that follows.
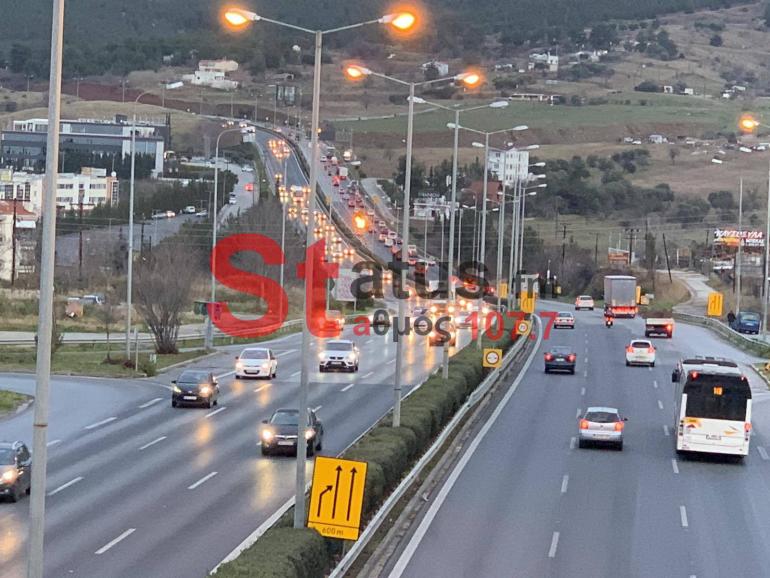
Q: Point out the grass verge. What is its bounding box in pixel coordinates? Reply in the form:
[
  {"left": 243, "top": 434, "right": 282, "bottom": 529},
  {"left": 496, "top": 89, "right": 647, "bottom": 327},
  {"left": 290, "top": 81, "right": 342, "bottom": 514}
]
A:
[{"left": 0, "top": 390, "right": 31, "bottom": 418}]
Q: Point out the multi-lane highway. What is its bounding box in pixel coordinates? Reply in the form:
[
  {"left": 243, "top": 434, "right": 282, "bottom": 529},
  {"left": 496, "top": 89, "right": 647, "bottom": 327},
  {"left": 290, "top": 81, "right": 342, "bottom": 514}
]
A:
[
  {"left": 386, "top": 305, "right": 770, "bottom": 578},
  {"left": 0, "top": 323, "right": 472, "bottom": 577}
]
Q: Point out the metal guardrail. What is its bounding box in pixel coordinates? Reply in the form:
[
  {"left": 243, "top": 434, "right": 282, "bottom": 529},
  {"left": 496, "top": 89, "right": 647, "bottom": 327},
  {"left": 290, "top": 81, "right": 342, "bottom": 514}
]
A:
[
  {"left": 329, "top": 316, "right": 542, "bottom": 577},
  {"left": 672, "top": 310, "right": 770, "bottom": 356}
]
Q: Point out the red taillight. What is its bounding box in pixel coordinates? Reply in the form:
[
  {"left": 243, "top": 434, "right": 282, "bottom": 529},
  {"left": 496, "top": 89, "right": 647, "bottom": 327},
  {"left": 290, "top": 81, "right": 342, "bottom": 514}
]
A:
[
  {"left": 579, "top": 419, "right": 589, "bottom": 429},
  {"left": 648, "top": 347, "right": 655, "bottom": 353},
  {"left": 544, "top": 353, "right": 554, "bottom": 361},
  {"left": 745, "top": 422, "right": 752, "bottom": 432},
  {"left": 626, "top": 346, "right": 634, "bottom": 353},
  {"left": 614, "top": 421, "right": 624, "bottom": 431},
  {"left": 666, "top": 324, "right": 672, "bottom": 331},
  {"left": 567, "top": 354, "right": 576, "bottom": 362}
]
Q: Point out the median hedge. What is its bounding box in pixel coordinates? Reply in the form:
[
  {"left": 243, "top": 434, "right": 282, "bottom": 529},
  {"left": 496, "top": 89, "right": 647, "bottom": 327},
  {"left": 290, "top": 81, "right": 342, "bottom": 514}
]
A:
[{"left": 214, "top": 323, "right": 518, "bottom": 578}]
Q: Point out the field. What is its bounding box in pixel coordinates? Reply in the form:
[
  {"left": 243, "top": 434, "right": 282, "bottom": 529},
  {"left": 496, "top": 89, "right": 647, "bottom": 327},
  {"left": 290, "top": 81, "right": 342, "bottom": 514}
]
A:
[{"left": 0, "top": 390, "right": 30, "bottom": 419}]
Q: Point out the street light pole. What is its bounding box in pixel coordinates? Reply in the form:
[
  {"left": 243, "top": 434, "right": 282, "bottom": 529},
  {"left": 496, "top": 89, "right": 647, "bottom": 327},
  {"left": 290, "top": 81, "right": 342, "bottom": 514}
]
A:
[
  {"left": 508, "top": 178, "right": 521, "bottom": 309},
  {"left": 764, "top": 159, "right": 770, "bottom": 335},
  {"left": 496, "top": 184, "right": 505, "bottom": 311},
  {"left": 477, "top": 131, "right": 489, "bottom": 349},
  {"left": 737, "top": 177, "right": 744, "bottom": 313},
  {"left": 447, "top": 109, "right": 460, "bottom": 299},
  {"left": 393, "top": 81, "right": 415, "bottom": 426},
  {"left": 27, "top": 0, "right": 65, "bottom": 574}
]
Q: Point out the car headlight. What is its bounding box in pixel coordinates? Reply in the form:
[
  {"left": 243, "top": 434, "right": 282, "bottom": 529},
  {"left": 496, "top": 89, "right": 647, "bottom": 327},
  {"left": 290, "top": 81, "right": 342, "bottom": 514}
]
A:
[
  {"left": 261, "top": 363, "right": 270, "bottom": 370},
  {"left": 199, "top": 385, "right": 211, "bottom": 396},
  {"left": 172, "top": 385, "right": 181, "bottom": 393},
  {"left": 1, "top": 469, "right": 18, "bottom": 484},
  {"left": 261, "top": 430, "right": 274, "bottom": 441},
  {"left": 236, "top": 362, "right": 243, "bottom": 370},
  {"left": 318, "top": 353, "right": 325, "bottom": 360},
  {"left": 305, "top": 428, "right": 316, "bottom": 440},
  {"left": 347, "top": 353, "right": 356, "bottom": 361}
]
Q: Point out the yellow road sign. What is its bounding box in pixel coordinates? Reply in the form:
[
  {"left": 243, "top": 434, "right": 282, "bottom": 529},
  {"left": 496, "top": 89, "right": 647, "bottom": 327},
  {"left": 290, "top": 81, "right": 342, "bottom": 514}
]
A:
[
  {"left": 499, "top": 282, "right": 508, "bottom": 299},
  {"left": 635, "top": 286, "right": 642, "bottom": 305},
  {"left": 515, "top": 319, "right": 531, "bottom": 336},
  {"left": 308, "top": 456, "right": 368, "bottom": 541},
  {"left": 483, "top": 348, "right": 503, "bottom": 368},
  {"left": 520, "top": 291, "right": 535, "bottom": 314},
  {"left": 707, "top": 292, "right": 723, "bottom": 317}
]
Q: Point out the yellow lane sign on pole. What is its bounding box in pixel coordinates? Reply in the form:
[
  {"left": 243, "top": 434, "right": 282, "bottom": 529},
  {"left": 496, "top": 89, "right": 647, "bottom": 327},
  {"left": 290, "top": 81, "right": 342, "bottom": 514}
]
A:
[
  {"left": 707, "top": 292, "right": 723, "bottom": 317},
  {"left": 308, "top": 456, "right": 368, "bottom": 541},
  {"left": 520, "top": 291, "right": 535, "bottom": 314}
]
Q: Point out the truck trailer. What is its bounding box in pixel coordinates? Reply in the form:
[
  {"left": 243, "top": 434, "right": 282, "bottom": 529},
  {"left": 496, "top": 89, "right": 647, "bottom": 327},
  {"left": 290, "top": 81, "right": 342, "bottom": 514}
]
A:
[{"left": 604, "top": 275, "right": 637, "bottom": 318}]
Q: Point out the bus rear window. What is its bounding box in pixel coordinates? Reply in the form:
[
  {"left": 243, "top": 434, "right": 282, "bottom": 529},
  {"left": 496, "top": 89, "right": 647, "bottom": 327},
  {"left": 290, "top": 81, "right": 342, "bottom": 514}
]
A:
[{"left": 685, "top": 393, "right": 748, "bottom": 421}]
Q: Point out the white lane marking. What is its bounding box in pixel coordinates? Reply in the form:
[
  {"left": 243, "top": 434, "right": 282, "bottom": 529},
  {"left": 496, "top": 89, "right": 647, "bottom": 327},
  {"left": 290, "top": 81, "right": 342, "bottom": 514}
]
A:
[
  {"left": 204, "top": 407, "right": 227, "bottom": 419},
  {"left": 139, "top": 397, "right": 163, "bottom": 409},
  {"left": 680, "top": 505, "right": 689, "bottom": 528},
  {"left": 95, "top": 528, "right": 136, "bottom": 555},
  {"left": 583, "top": 370, "right": 587, "bottom": 378},
  {"left": 657, "top": 400, "right": 664, "bottom": 410},
  {"left": 312, "top": 405, "right": 323, "bottom": 412},
  {"left": 366, "top": 338, "right": 373, "bottom": 345},
  {"left": 216, "top": 370, "right": 236, "bottom": 379},
  {"left": 84, "top": 417, "right": 117, "bottom": 430},
  {"left": 548, "top": 531, "right": 560, "bottom": 558},
  {"left": 580, "top": 387, "right": 585, "bottom": 396},
  {"left": 46, "top": 439, "right": 61, "bottom": 448},
  {"left": 277, "top": 349, "right": 296, "bottom": 357},
  {"left": 584, "top": 357, "right": 588, "bottom": 363},
  {"left": 560, "top": 475, "right": 569, "bottom": 494},
  {"left": 575, "top": 408, "right": 581, "bottom": 419},
  {"left": 139, "top": 436, "right": 167, "bottom": 451},
  {"left": 290, "top": 370, "right": 301, "bottom": 378},
  {"left": 653, "top": 380, "right": 658, "bottom": 389},
  {"left": 648, "top": 366, "right": 652, "bottom": 372},
  {"left": 570, "top": 437, "right": 576, "bottom": 450},
  {"left": 341, "top": 383, "right": 356, "bottom": 392},
  {"left": 254, "top": 384, "right": 271, "bottom": 393},
  {"left": 387, "top": 358, "right": 396, "bottom": 365},
  {"left": 48, "top": 476, "right": 83, "bottom": 496},
  {"left": 361, "top": 371, "right": 374, "bottom": 380},
  {"left": 757, "top": 446, "right": 769, "bottom": 460},
  {"left": 671, "top": 459, "right": 679, "bottom": 474},
  {"left": 188, "top": 471, "right": 218, "bottom": 490},
  {"left": 663, "top": 425, "right": 670, "bottom": 437}
]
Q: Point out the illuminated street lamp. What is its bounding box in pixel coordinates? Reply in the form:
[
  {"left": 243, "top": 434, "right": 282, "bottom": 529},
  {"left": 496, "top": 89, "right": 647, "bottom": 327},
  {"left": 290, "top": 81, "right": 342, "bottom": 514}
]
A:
[{"left": 345, "top": 63, "right": 483, "bottom": 424}]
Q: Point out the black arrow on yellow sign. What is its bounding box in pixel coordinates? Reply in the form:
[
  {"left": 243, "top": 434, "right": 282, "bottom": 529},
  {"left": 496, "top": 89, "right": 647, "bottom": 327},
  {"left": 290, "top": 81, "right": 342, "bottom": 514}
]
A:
[
  {"left": 317, "top": 485, "right": 333, "bottom": 517},
  {"left": 347, "top": 468, "right": 358, "bottom": 521},
  {"left": 332, "top": 466, "right": 342, "bottom": 518}
]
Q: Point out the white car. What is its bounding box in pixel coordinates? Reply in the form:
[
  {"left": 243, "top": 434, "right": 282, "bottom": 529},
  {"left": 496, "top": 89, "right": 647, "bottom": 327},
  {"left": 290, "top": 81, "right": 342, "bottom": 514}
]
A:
[
  {"left": 574, "top": 295, "right": 594, "bottom": 310},
  {"left": 554, "top": 312, "right": 575, "bottom": 329},
  {"left": 319, "top": 340, "right": 359, "bottom": 373},
  {"left": 235, "top": 347, "right": 278, "bottom": 379},
  {"left": 182, "top": 205, "right": 197, "bottom": 214},
  {"left": 625, "top": 339, "right": 655, "bottom": 367},
  {"left": 578, "top": 407, "right": 626, "bottom": 450}
]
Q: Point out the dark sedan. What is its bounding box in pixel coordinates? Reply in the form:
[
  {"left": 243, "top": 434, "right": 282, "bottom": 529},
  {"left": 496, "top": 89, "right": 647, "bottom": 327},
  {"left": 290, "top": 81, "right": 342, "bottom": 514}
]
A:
[
  {"left": 171, "top": 370, "right": 219, "bottom": 408},
  {"left": 544, "top": 346, "right": 576, "bottom": 374},
  {"left": 0, "top": 441, "right": 32, "bottom": 503},
  {"left": 260, "top": 408, "right": 324, "bottom": 456}
]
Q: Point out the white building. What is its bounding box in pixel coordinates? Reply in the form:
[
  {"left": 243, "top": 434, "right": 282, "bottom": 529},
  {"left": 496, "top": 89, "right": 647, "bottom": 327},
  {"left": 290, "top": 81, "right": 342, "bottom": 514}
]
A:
[
  {"left": 0, "top": 200, "right": 36, "bottom": 282},
  {"left": 487, "top": 149, "right": 530, "bottom": 188},
  {"left": 528, "top": 52, "right": 559, "bottom": 73},
  {"left": 183, "top": 59, "right": 240, "bottom": 90},
  {"left": 0, "top": 168, "right": 119, "bottom": 214},
  {"left": 420, "top": 60, "right": 449, "bottom": 76}
]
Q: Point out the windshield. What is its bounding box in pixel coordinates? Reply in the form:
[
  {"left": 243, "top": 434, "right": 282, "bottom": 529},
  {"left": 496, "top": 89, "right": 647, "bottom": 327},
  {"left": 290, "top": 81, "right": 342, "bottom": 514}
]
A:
[
  {"left": 585, "top": 411, "right": 618, "bottom": 423},
  {"left": 327, "top": 342, "right": 353, "bottom": 351},
  {"left": 631, "top": 341, "right": 651, "bottom": 349},
  {"left": 740, "top": 313, "right": 760, "bottom": 322},
  {"left": 684, "top": 375, "right": 750, "bottom": 421},
  {"left": 0, "top": 449, "right": 13, "bottom": 465},
  {"left": 241, "top": 349, "right": 268, "bottom": 359},
  {"left": 178, "top": 371, "right": 208, "bottom": 384},
  {"left": 270, "top": 411, "right": 300, "bottom": 425}
]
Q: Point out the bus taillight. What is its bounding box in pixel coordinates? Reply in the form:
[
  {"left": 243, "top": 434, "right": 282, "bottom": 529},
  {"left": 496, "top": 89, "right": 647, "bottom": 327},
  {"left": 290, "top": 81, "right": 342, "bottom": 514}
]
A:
[
  {"left": 745, "top": 422, "right": 752, "bottom": 441},
  {"left": 678, "top": 420, "right": 684, "bottom": 436}
]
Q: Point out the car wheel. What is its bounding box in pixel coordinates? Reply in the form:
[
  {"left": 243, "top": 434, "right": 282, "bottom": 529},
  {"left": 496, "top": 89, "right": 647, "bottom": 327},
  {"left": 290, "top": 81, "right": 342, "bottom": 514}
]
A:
[
  {"left": 171, "top": 400, "right": 177, "bottom": 408},
  {"left": 651, "top": 362, "right": 655, "bottom": 367},
  {"left": 578, "top": 439, "right": 587, "bottom": 449},
  {"left": 316, "top": 437, "right": 323, "bottom": 451},
  {"left": 570, "top": 368, "right": 575, "bottom": 375},
  {"left": 25, "top": 484, "right": 30, "bottom": 495},
  {"left": 544, "top": 368, "right": 549, "bottom": 374},
  {"left": 307, "top": 443, "right": 315, "bottom": 457},
  {"left": 260, "top": 445, "right": 270, "bottom": 456},
  {"left": 616, "top": 441, "right": 624, "bottom": 451},
  {"left": 319, "top": 366, "right": 325, "bottom": 373},
  {"left": 8, "top": 484, "right": 20, "bottom": 503},
  {"left": 213, "top": 397, "right": 218, "bottom": 406},
  {"left": 235, "top": 373, "right": 241, "bottom": 380},
  {"left": 272, "top": 370, "right": 277, "bottom": 379},
  {"left": 206, "top": 398, "right": 212, "bottom": 409},
  {"left": 625, "top": 361, "right": 630, "bottom": 367}
]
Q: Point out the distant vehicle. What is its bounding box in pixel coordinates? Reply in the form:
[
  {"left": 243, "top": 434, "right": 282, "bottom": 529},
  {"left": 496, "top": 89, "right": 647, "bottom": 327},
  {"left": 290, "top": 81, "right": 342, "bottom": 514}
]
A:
[
  {"left": 338, "top": 167, "right": 349, "bottom": 180},
  {"left": 0, "top": 441, "right": 31, "bottom": 502},
  {"left": 730, "top": 311, "right": 760, "bottom": 335},
  {"left": 574, "top": 295, "right": 594, "bottom": 310},
  {"left": 672, "top": 357, "right": 751, "bottom": 458},
  {"left": 195, "top": 210, "right": 209, "bottom": 218},
  {"left": 429, "top": 320, "right": 457, "bottom": 346},
  {"left": 367, "top": 209, "right": 375, "bottom": 217},
  {"left": 348, "top": 198, "right": 356, "bottom": 208},
  {"left": 407, "top": 244, "right": 417, "bottom": 257},
  {"left": 604, "top": 275, "right": 637, "bottom": 318},
  {"left": 319, "top": 340, "right": 359, "bottom": 372},
  {"left": 544, "top": 346, "right": 576, "bottom": 374},
  {"left": 244, "top": 183, "right": 254, "bottom": 192},
  {"left": 81, "top": 294, "right": 104, "bottom": 306},
  {"left": 384, "top": 237, "right": 394, "bottom": 247},
  {"left": 645, "top": 318, "right": 674, "bottom": 338},
  {"left": 151, "top": 211, "right": 168, "bottom": 220},
  {"left": 228, "top": 193, "right": 237, "bottom": 205},
  {"left": 378, "top": 232, "right": 387, "bottom": 242},
  {"left": 625, "top": 339, "right": 655, "bottom": 367},
  {"left": 554, "top": 312, "right": 575, "bottom": 329},
  {"left": 242, "top": 166, "right": 254, "bottom": 172},
  {"left": 332, "top": 176, "right": 341, "bottom": 187},
  {"left": 578, "top": 407, "right": 626, "bottom": 450},
  {"left": 171, "top": 370, "right": 219, "bottom": 408},
  {"left": 330, "top": 156, "right": 339, "bottom": 166},
  {"left": 324, "top": 310, "right": 345, "bottom": 333},
  {"left": 165, "top": 210, "right": 176, "bottom": 218},
  {"left": 387, "top": 230, "right": 398, "bottom": 239},
  {"left": 182, "top": 205, "right": 197, "bottom": 214},
  {"left": 260, "top": 408, "right": 324, "bottom": 456},
  {"left": 235, "top": 347, "right": 277, "bottom": 379}
]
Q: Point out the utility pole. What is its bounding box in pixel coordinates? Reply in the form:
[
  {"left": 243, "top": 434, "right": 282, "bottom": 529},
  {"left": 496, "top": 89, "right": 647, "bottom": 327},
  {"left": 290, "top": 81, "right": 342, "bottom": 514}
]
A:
[
  {"left": 78, "top": 197, "right": 84, "bottom": 282},
  {"left": 736, "top": 177, "right": 744, "bottom": 313},
  {"left": 594, "top": 232, "right": 599, "bottom": 266},
  {"left": 560, "top": 224, "right": 567, "bottom": 279},
  {"left": 140, "top": 222, "right": 145, "bottom": 257},
  {"left": 663, "top": 233, "right": 673, "bottom": 283},
  {"left": 763, "top": 158, "right": 770, "bottom": 336}
]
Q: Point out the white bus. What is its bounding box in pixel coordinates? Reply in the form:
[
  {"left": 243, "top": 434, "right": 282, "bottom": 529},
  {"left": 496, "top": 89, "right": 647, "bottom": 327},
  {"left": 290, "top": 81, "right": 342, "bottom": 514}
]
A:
[{"left": 671, "top": 357, "right": 752, "bottom": 458}]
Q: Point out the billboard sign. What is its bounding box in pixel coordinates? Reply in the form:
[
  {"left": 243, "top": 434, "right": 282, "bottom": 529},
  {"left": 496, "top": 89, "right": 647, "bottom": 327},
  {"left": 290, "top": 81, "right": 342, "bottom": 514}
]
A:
[{"left": 713, "top": 229, "right": 765, "bottom": 248}]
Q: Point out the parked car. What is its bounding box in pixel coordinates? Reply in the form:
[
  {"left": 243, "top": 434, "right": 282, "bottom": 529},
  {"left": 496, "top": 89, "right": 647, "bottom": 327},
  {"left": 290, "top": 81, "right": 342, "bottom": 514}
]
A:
[
  {"left": 260, "top": 408, "right": 324, "bottom": 456},
  {"left": 171, "top": 370, "right": 219, "bottom": 408},
  {"left": 730, "top": 311, "right": 761, "bottom": 335},
  {"left": 235, "top": 347, "right": 277, "bottom": 379},
  {"left": 0, "top": 441, "right": 32, "bottom": 502}
]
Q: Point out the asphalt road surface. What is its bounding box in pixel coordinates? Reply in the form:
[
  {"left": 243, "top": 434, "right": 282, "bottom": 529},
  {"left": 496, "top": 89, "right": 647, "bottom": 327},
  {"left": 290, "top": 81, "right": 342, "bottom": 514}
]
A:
[
  {"left": 387, "top": 306, "right": 770, "bottom": 578},
  {"left": 0, "top": 323, "right": 472, "bottom": 578}
]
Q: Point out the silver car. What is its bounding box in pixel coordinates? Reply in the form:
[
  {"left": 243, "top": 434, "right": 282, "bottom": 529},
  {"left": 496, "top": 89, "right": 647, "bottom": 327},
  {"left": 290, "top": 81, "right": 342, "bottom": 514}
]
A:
[
  {"left": 319, "top": 340, "right": 359, "bottom": 373},
  {"left": 235, "top": 347, "right": 277, "bottom": 379},
  {"left": 578, "top": 407, "right": 626, "bottom": 450}
]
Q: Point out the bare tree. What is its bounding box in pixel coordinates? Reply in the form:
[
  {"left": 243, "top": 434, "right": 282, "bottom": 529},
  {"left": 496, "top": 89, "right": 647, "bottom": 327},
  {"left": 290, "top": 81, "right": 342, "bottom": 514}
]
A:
[
  {"left": 134, "top": 243, "right": 199, "bottom": 354},
  {"left": 97, "top": 271, "right": 119, "bottom": 362},
  {"left": 669, "top": 147, "right": 680, "bottom": 165}
]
